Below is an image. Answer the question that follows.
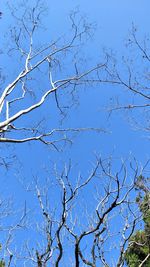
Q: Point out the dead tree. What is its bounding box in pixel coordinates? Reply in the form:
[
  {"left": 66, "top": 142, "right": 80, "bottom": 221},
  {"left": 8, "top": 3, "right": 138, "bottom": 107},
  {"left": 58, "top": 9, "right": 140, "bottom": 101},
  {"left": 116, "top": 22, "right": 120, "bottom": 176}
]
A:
[
  {"left": 21, "top": 157, "right": 144, "bottom": 267},
  {"left": 0, "top": 2, "right": 148, "bottom": 267},
  {"left": 0, "top": 1, "right": 106, "bottom": 146}
]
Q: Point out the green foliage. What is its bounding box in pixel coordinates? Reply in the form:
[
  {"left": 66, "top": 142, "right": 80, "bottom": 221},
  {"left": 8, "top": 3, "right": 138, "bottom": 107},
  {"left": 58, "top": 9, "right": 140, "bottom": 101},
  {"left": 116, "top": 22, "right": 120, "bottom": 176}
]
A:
[
  {"left": 0, "top": 245, "right": 5, "bottom": 267},
  {"left": 125, "top": 176, "right": 150, "bottom": 267},
  {"left": 140, "top": 194, "right": 150, "bottom": 227},
  {"left": 125, "top": 230, "right": 150, "bottom": 266},
  {"left": 0, "top": 260, "right": 5, "bottom": 267}
]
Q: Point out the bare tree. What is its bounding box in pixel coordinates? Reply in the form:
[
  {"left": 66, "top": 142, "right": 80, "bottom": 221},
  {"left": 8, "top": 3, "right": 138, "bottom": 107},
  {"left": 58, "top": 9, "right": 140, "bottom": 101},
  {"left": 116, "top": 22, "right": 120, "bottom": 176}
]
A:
[
  {"left": 0, "top": 1, "right": 107, "bottom": 266},
  {"left": 0, "top": 1, "right": 148, "bottom": 267},
  {"left": 0, "top": 1, "right": 106, "bottom": 147},
  {"left": 97, "top": 25, "right": 150, "bottom": 134},
  {"left": 8, "top": 157, "right": 143, "bottom": 267}
]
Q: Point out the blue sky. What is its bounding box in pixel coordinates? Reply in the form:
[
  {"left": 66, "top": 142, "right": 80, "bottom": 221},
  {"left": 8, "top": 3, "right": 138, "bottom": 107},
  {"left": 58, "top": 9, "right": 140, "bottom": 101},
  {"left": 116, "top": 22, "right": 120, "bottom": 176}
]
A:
[{"left": 0, "top": 0, "right": 150, "bottom": 266}]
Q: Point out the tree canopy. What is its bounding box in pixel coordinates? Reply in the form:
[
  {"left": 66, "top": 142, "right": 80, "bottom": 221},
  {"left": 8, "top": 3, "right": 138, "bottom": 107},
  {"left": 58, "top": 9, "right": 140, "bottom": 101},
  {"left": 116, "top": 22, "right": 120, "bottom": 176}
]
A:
[{"left": 125, "top": 176, "right": 150, "bottom": 267}]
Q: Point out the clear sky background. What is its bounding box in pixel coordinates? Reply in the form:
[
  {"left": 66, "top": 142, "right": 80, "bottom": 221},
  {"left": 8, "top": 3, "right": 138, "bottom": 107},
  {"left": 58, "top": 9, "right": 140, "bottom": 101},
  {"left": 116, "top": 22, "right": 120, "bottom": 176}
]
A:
[{"left": 0, "top": 0, "right": 150, "bottom": 266}]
